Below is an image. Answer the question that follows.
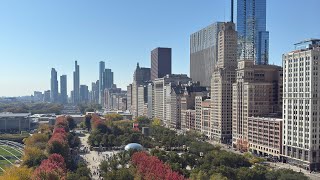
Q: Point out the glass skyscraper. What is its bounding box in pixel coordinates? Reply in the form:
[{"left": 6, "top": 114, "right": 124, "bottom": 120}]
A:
[{"left": 235, "top": 0, "right": 269, "bottom": 65}]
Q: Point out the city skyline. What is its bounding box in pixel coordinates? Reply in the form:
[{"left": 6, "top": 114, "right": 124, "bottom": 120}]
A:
[{"left": 0, "top": 0, "right": 319, "bottom": 96}]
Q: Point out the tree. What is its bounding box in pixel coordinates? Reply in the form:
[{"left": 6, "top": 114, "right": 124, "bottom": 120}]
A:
[
  {"left": 0, "top": 166, "right": 33, "bottom": 180},
  {"left": 66, "top": 116, "right": 76, "bottom": 130},
  {"left": 151, "top": 118, "right": 161, "bottom": 126},
  {"left": 24, "top": 133, "right": 49, "bottom": 150},
  {"left": 32, "top": 154, "right": 67, "bottom": 180},
  {"left": 105, "top": 114, "right": 123, "bottom": 121},
  {"left": 84, "top": 115, "right": 92, "bottom": 131},
  {"left": 22, "top": 147, "right": 47, "bottom": 167}
]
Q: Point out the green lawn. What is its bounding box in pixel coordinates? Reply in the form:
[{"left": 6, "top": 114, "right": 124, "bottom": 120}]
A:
[{"left": 0, "top": 145, "right": 22, "bottom": 172}]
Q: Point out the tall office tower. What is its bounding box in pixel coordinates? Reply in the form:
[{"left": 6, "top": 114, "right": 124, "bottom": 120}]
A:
[
  {"left": 137, "top": 85, "right": 148, "bottom": 117},
  {"left": 80, "top": 85, "right": 89, "bottom": 103},
  {"left": 104, "top": 68, "right": 114, "bottom": 89},
  {"left": 190, "top": 22, "right": 223, "bottom": 87},
  {"left": 131, "top": 63, "right": 151, "bottom": 118},
  {"left": 283, "top": 39, "right": 320, "bottom": 170},
  {"left": 211, "top": 22, "right": 237, "bottom": 143},
  {"left": 60, "top": 75, "right": 68, "bottom": 104},
  {"left": 127, "top": 84, "right": 132, "bottom": 112},
  {"left": 50, "top": 68, "right": 59, "bottom": 103},
  {"left": 99, "top": 61, "right": 105, "bottom": 104},
  {"left": 232, "top": 60, "right": 282, "bottom": 151},
  {"left": 147, "top": 83, "right": 154, "bottom": 119},
  {"left": 153, "top": 74, "right": 191, "bottom": 125},
  {"left": 151, "top": 47, "right": 172, "bottom": 81},
  {"left": 234, "top": 0, "right": 269, "bottom": 64},
  {"left": 165, "top": 83, "right": 207, "bottom": 129},
  {"left": 90, "top": 80, "right": 99, "bottom": 104},
  {"left": 73, "top": 61, "right": 80, "bottom": 104}
]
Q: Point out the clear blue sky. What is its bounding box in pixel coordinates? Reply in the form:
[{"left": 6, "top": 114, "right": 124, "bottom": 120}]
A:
[{"left": 0, "top": 0, "right": 319, "bottom": 97}]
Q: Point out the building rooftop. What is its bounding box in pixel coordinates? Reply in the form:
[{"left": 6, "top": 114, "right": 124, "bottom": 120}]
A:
[{"left": 0, "top": 112, "right": 31, "bottom": 117}]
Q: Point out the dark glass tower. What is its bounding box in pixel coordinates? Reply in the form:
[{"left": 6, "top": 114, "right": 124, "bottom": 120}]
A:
[
  {"left": 60, "top": 75, "right": 67, "bottom": 104},
  {"left": 235, "top": 0, "right": 269, "bottom": 65},
  {"left": 73, "top": 61, "right": 80, "bottom": 104},
  {"left": 151, "top": 47, "right": 172, "bottom": 81},
  {"left": 50, "top": 68, "right": 58, "bottom": 103}
]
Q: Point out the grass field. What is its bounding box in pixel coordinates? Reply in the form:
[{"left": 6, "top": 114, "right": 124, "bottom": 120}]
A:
[{"left": 0, "top": 145, "right": 23, "bottom": 172}]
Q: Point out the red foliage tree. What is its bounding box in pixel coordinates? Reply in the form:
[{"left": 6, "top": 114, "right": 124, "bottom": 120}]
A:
[
  {"left": 32, "top": 153, "right": 67, "bottom": 180},
  {"left": 55, "top": 116, "right": 70, "bottom": 132},
  {"left": 131, "top": 152, "right": 187, "bottom": 180}
]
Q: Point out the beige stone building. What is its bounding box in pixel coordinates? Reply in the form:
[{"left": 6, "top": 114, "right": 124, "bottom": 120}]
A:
[
  {"left": 211, "top": 22, "right": 237, "bottom": 143},
  {"left": 232, "top": 61, "right": 282, "bottom": 151},
  {"left": 282, "top": 39, "right": 320, "bottom": 170}
]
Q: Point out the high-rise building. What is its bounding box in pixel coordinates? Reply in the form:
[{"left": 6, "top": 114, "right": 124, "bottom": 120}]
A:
[
  {"left": 282, "top": 39, "right": 320, "bottom": 170},
  {"left": 153, "top": 74, "right": 191, "bottom": 125},
  {"left": 232, "top": 60, "right": 282, "bottom": 151},
  {"left": 99, "top": 61, "right": 105, "bottom": 104},
  {"left": 131, "top": 63, "right": 151, "bottom": 118},
  {"left": 50, "top": 68, "right": 58, "bottom": 103},
  {"left": 44, "top": 90, "right": 51, "bottom": 102},
  {"left": 33, "top": 91, "right": 44, "bottom": 102},
  {"left": 73, "top": 61, "right": 80, "bottom": 104},
  {"left": 127, "top": 84, "right": 132, "bottom": 112},
  {"left": 147, "top": 83, "right": 154, "bottom": 119},
  {"left": 211, "top": 22, "right": 237, "bottom": 143},
  {"left": 80, "top": 85, "right": 89, "bottom": 103},
  {"left": 60, "top": 75, "right": 68, "bottom": 104},
  {"left": 190, "top": 22, "right": 223, "bottom": 87},
  {"left": 234, "top": 0, "right": 269, "bottom": 64},
  {"left": 104, "top": 68, "right": 114, "bottom": 89},
  {"left": 90, "top": 80, "right": 99, "bottom": 104},
  {"left": 151, "top": 47, "right": 172, "bottom": 81},
  {"left": 195, "top": 96, "right": 211, "bottom": 138},
  {"left": 137, "top": 85, "right": 148, "bottom": 117}
]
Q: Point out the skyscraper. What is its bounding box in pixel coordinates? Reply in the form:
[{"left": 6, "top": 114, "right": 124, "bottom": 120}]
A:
[
  {"left": 211, "top": 22, "right": 237, "bottom": 143},
  {"left": 73, "top": 61, "right": 80, "bottom": 104},
  {"left": 234, "top": 0, "right": 269, "bottom": 65},
  {"left": 60, "top": 75, "right": 68, "bottom": 104},
  {"left": 282, "top": 39, "right": 320, "bottom": 170},
  {"left": 80, "top": 85, "right": 89, "bottom": 103},
  {"left": 104, "top": 68, "right": 114, "bottom": 89},
  {"left": 190, "top": 22, "right": 223, "bottom": 87},
  {"left": 50, "top": 68, "right": 58, "bottom": 103},
  {"left": 151, "top": 47, "right": 172, "bottom": 81},
  {"left": 99, "top": 61, "right": 105, "bottom": 104}
]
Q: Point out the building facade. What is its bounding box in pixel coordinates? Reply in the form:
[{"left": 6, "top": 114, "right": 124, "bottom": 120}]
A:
[
  {"left": 50, "top": 68, "right": 58, "bottom": 103},
  {"left": 282, "top": 39, "right": 320, "bottom": 170},
  {"left": 60, "top": 75, "right": 68, "bottom": 104},
  {"left": 0, "top": 113, "right": 31, "bottom": 132},
  {"left": 151, "top": 47, "right": 172, "bottom": 81},
  {"left": 73, "top": 61, "right": 80, "bottom": 104},
  {"left": 190, "top": 22, "right": 223, "bottom": 87},
  {"left": 232, "top": 60, "right": 283, "bottom": 151},
  {"left": 211, "top": 22, "right": 237, "bottom": 143},
  {"left": 153, "top": 74, "right": 192, "bottom": 125},
  {"left": 248, "top": 116, "right": 282, "bottom": 158},
  {"left": 234, "top": 0, "right": 269, "bottom": 64}
]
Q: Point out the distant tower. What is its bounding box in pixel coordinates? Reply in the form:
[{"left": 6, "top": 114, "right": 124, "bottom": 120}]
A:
[
  {"left": 235, "top": 0, "right": 269, "bottom": 65},
  {"left": 50, "top": 68, "right": 58, "bottom": 103},
  {"left": 73, "top": 61, "right": 80, "bottom": 104},
  {"left": 60, "top": 75, "right": 68, "bottom": 104},
  {"left": 99, "top": 61, "right": 105, "bottom": 104},
  {"left": 151, "top": 47, "right": 172, "bottom": 81}
]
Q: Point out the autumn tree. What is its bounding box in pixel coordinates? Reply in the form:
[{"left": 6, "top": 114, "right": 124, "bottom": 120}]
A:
[
  {"left": 33, "top": 154, "right": 67, "bottom": 180},
  {"left": 22, "top": 146, "right": 47, "bottom": 168},
  {"left": 0, "top": 166, "right": 33, "bottom": 180}
]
